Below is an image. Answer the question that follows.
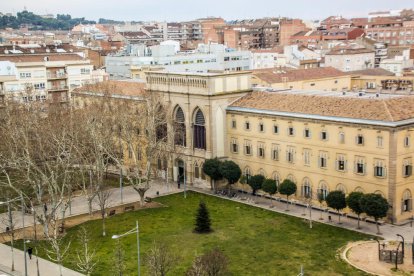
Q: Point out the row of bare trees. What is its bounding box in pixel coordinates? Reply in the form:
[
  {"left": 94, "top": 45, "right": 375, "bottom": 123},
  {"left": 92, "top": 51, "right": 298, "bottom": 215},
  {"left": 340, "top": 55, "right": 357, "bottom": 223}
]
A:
[{"left": 0, "top": 87, "right": 177, "bottom": 275}]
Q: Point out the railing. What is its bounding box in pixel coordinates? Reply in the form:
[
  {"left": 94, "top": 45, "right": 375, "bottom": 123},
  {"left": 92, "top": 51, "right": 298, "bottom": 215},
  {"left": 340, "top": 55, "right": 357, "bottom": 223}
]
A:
[
  {"left": 48, "top": 85, "right": 69, "bottom": 91},
  {"left": 47, "top": 73, "right": 67, "bottom": 79}
]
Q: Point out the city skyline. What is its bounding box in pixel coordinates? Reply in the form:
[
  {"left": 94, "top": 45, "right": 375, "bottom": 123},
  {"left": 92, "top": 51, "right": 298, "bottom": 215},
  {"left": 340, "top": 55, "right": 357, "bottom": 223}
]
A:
[{"left": 2, "top": 0, "right": 413, "bottom": 22}]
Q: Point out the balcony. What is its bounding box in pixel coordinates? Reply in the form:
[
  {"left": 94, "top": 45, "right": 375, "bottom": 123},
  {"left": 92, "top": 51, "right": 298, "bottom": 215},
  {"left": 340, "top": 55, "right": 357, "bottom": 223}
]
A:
[
  {"left": 47, "top": 73, "right": 67, "bottom": 80},
  {"left": 48, "top": 85, "right": 69, "bottom": 92}
]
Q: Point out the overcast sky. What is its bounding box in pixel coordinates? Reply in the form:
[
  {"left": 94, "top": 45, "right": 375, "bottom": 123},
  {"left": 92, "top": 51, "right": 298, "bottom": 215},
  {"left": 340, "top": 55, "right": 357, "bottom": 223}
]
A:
[{"left": 2, "top": 0, "right": 413, "bottom": 22}]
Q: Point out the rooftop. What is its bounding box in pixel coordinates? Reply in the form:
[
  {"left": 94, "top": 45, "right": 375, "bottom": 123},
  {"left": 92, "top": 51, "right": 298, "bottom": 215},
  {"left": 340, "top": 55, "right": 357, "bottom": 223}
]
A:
[
  {"left": 350, "top": 68, "right": 395, "bottom": 76},
  {"left": 74, "top": 80, "right": 146, "bottom": 97},
  {"left": 229, "top": 90, "right": 414, "bottom": 124},
  {"left": 0, "top": 53, "right": 86, "bottom": 63},
  {"left": 252, "top": 67, "right": 348, "bottom": 84}
]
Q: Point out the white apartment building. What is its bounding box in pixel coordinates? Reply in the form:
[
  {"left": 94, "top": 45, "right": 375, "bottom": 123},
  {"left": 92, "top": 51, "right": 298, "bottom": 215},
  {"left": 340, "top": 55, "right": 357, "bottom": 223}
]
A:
[
  {"left": 380, "top": 49, "right": 414, "bottom": 76},
  {"left": 105, "top": 43, "right": 251, "bottom": 79},
  {"left": 250, "top": 49, "right": 287, "bottom": 70},
  {"left": 325, "top": 48, "right": 376, "bottom": 72},
  {"left": 0, "top": 53, "right": 93, "bottom": 104}
]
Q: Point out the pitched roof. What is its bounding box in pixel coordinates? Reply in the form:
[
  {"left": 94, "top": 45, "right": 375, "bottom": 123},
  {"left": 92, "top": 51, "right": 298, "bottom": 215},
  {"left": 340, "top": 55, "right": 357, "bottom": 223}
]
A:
[
  {"left": 75, "top": 80, "right": 146, "bottom": 97},
  {"left": 350, "top": 68, "right": 395, "bottom": 76},
  {"left": 252, "top": 67, "right": 348, "bottom": 84},
  {"left": 229, "top": 91, "right": 414, "bottom": 123},
  {"left": 0, "top": 53, "right": 86, "bottom": 63}
]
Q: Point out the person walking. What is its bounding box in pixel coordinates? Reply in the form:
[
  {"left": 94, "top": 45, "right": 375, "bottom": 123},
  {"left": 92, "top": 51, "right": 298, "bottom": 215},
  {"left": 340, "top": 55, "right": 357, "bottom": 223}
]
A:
[{"left": 27, "top": 247, "right": 33, "bottom": 260}]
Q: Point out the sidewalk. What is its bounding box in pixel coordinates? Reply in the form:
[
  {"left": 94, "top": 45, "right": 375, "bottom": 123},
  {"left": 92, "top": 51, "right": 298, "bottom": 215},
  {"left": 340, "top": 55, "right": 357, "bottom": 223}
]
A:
[
  {"left": 190, "top": 185, "right": 414, "bottom": 241},
  {"left": 0, "top": 243, "right": 82, "bottom": 276}
]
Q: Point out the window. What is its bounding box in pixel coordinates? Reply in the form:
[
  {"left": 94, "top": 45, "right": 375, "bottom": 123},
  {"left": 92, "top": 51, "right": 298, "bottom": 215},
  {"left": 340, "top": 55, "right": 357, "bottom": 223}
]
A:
[
  {"left": 174, "top": 107, "right": 186, "bottom": 146},
  {"left": 273, "top": 124, "right": 279, "bottom": 134},
  {"left": 317, "top": 182, "right": 329, "bottom": 200},
  {"left": 244, "top": 167, "right": 251, "bottom": 181},
  {"left": 80, "top": 68, "right": 91, "bottom": 75},
  {"left": 374, "top": 160, "right": 386, "bottom": 178},
  {"left": 339, "top": 132, "right": 345, "bottom": 144},
  {"left": 355, "top": 157, "right": 366, "bottom": 175},
  {"left": 319, "top": 151, "right": 328, "bottom": 168},
  {"left": 245, "top": 121, "right": 250, "bottom": 130},
  {"left": 303, "top": 149, "right": 311, "bottom": 166},
  {"left": 288, "top": 126, "right": 295, "bottom": 136},
  {"left": 244, "top": 140, "right": 252, "bottom": 155},
  {"left": 403, "top": 159, "right": 412, "bottom": 177},
  {"left": 402, "top": 190, "right": 412, "bottom": 213},
  {"left": 231, "top": 120, "right": 237, "bottom": 129},
  {"left": 272, "top": 172, "right": 280, "bottom": 186},
  {"left": 404, "top": 136, "right": 410, "bottom": 147},
  {"left": 310, "top": 83, "right": 315, "bottom": 86},
  {"left": 271, "top": 144, "right": 279, "bottom": 161},
  {"left": 20, "top": 72, "right": 31, "bottom": 78},
  {"left": 304, "top": 128, "right": 311, "bottom": 138},
  {"left": 377, "top": 136, "right": 383, "bottom": 148},
  {"left": 286, "top": 147, "right": 295, "bottom": 163},
  {"left": 230, "top": 138, "right": 238, "bottom": 153},
  {"left": 320, "top": 130, "right": 328, "bottom": 141},
  {"left": 34, "top": 83, "right": 45, "bottom": 90},
  {"left": 302, "top": 178, "right": 312, "bottom": 198},
  {"left": 258, "top": 142, "right": 265, "bottom": 158},
  {"left": 136, "top": 147, "right": 142, "bottom": 160},
  {"left": 356, "top": 134, "right": 364, "bottom": 145},
  {"left": 193, "top": 109, "right": 206, "bottom": 150},
  {"left": 259, "top": 122, "right": 265, "bottom": 132},
  {"left": 336, "top": 154, "right": 346, "bottom": 171}
]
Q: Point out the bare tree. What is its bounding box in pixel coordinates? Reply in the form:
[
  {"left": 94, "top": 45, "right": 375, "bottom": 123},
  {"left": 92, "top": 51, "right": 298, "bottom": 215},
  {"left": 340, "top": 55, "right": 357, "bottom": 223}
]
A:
[
  {"left": 0, "top": 199, "right": 18, "bottom": 272},
  {"left": 95, "top": 186, "right": 112, "bottom": 236},
  {"left": 112, "top": 239, "right": 125, "bottom": 276},
  {"left": 145, "top": 241, "right": 179, "bottom": 276},
  {"left": 186, "top": 248, "right": 229, "bottom": 276},
  {"left": 76, "top": 227, "right": 97, "bottom": 276}
]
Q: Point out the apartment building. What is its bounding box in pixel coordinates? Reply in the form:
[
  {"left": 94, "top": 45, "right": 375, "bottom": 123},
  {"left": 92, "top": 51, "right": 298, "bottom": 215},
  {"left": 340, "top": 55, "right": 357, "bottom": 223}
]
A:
[
  {"left": 325, "top": 48, "right": 376, "bottom": 72},
  {"left": 350, "top": 68, "right": 414, "bottom": 92},
  {"left": 226, "top": 90, "right": 414, "bottom": 223},
  {"left": 105, "top": 43, "right": 251, "bottom": 79},
  {"left": 365, "top": 18, "right": 414, "bottom": 46},
  {"left": 0, "top": 52, "right": 93, "bottom": 104},
  {"left": 279, "top": 19, "right": 308, "bottom": 46}
]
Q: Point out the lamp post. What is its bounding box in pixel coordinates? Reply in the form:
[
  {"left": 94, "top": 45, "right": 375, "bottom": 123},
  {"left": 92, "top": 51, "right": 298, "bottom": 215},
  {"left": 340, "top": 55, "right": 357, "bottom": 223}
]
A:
[
  {"left": 396, "top": 241, "right": 403, "bottom": 270},
  {"left": 21, "top": 194, "right": 28, "bottom": 276},
  {"left": 397, "top": 234, "right": 405, "bottom": 259},
  {"left": 112, "top": 221, "right": 140, "bottom": 276},
  {"left": 372, "top": 238, "right": 381, "bottom": 260}
]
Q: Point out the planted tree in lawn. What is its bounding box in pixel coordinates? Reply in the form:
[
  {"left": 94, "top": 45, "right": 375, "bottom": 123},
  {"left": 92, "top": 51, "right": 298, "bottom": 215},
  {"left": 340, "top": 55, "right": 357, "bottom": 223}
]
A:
[
  {"left": 194, "top": 201, "right": 212, "bottom": 233},
  {"left": 346, "top": 192, "right": 364, "bottom": 229},
  {"left": 262, "top": 178, "right": 277, "bottom": 206},
  {"left": 279, "top": 179, "right": 297, "bottom": 211},
  {"left": 202, "top": 158, "right": 222, "bottom": 191},
  {"left": 326, "top": 190, "right": 346, "bottom": 223},
  {"left": 145, "top": 241, "right": 179, "bottom": 276},
  {"left": 317, "top": 191, "right": 326, "bottom": 220},
  {"left": 187, "top": 247, "right": 229, "bottom": 276},
  {"left": 219, "top": 160, "right": 241, "bottom": 194},
  {"left": 360, "top": 193, "right": 389, "bottom": 235},
  {"left": 248, "top": 174, "right": 265, "bottom": 195}
]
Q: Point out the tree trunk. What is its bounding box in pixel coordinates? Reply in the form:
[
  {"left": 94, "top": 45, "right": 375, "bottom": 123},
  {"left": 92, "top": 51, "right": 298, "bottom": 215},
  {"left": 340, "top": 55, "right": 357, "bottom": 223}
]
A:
[
  {"left": 338, "top": 211, "right": 341, "bottom": 223},
  {"left": 138, "top": 190, "right": 146, "bottom": 207},
  {"left": 309, "top": 206, "right": 313, "bottom": 229},
  {"left": 88, "top": 199, "right": 93, "bottom": 216},
  {"left": 101, "top": 213, "right": 106, "bottom": 236},
  {"left": 357, "top": 214, "right": 361, "bottom": 229},
  {"left": 376, "top": 220, "right": 381, "bottom": 235},
  {"left": 286, "top": 196, "right": 289, "bottom": 211}
]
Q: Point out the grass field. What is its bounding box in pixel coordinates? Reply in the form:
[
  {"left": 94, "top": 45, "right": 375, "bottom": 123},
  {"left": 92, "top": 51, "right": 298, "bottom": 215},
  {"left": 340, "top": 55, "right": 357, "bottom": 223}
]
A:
[{"left": 16, "top": 191, "right": 370, "bottom": 275}]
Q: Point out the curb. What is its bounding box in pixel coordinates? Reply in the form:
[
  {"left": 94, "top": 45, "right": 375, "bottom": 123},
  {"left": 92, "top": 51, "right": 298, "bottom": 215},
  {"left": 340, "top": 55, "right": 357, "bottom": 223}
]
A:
[{"left": 341, "top": 241, "right": 386, "bottom": 276}]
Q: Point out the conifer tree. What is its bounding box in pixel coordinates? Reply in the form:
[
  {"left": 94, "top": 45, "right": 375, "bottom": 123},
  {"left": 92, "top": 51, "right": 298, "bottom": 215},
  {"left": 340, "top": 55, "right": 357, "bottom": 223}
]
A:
[{"left": 194, "top": 201, "right": 212, "bottom": 233}]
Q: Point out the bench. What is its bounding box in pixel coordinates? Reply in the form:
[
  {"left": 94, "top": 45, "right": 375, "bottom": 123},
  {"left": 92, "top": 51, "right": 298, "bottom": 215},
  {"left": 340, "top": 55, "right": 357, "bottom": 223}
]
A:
[
  {"left": 108, "top": 209, "right": 116, "bottom": 216},
  {"left": 124, "top": 206, "right": 135, "bottom": 212}
]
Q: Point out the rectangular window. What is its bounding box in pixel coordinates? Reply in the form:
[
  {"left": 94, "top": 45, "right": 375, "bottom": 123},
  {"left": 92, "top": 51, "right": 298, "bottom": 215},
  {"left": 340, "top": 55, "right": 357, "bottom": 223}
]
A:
[
  {"left": 231, "top": 138, "right": 238, "bottom": 153},
  {"left": 244, "top": 140, "right": 252, "bottom": 155},
  {"left": 339, "top": 132, "right": 345, "bottom": 144},
  {"left": 404, "top": 136, "right": 410, "bottom": 147},
  {"left": 374, "top": 160, "right": 386, "bottom": 177},
  {"left": 303, "top": 149, "right": 311, "bottom": 166},
  {"left": 20, "top": 72, "right": 31, "bottom": 78},
  {"left": 356, "top": 134, "right": 364, "bottom": 145},
  {"left": 286, "top": 147, "right": 295, "bottom": 163},
  {"left": 377, "top": 136, "right": 383, "bottom": 148},
  {"left": 319, "top": 152, "right": 327, "bottom": 168},
  {"left": 258, "top": 143, "right": 265, "bottom": 158},
  {"left": 403, "top": 159, "right": 412, "bottom": 177},
  {"left": 336, "top": 154, "right": 346, "bottom": 171},
  {"left": 231, "top": 120, "right": 237, "bottom": 129},
  {"left": 355, "top": 157, "right": 365, "bottom": 175},
  {"left": 320, "top": 131, "right": 328, "bottom": 141},
  {"left": 259, "top": 122, "right": 264, "bottom": 132},
  {"left": 288, "top": 127, "right": 295, "bottom": 136},
  {"left": 245, "top": 121, "right": 250, "bottom": 130},
  {"left": 128, "top": 146, "right": 133, "bottom": 159},
  {"left": 271, "top": 144, "right": 279, "bottom": 161},
  {"left": 304, "top": 128, "right": 311, "bottom": 138},
  {"left": 273, "top": 125, "right": 279, "bottom": 134}
]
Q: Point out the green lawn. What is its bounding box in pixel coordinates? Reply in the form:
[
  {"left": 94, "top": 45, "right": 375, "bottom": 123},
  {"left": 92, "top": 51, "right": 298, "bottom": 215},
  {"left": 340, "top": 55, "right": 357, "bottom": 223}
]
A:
[{"left": 17, "top": 192, "right": 370, "bottom": 275}]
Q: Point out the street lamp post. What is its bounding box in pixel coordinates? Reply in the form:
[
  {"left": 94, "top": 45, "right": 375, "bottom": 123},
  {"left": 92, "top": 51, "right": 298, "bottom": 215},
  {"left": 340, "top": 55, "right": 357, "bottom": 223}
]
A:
[
  {"left": 372, "top": 239, "right": 381, "bottom": 260},
  {"left": 396, "top": 241, "right": 403, "bottom": 270},
  {"left": 397, "top": 234, "right": 405, "bottom": 259},
  {"left": 112, "top": 220, "right": 140, "bottom": 276}
]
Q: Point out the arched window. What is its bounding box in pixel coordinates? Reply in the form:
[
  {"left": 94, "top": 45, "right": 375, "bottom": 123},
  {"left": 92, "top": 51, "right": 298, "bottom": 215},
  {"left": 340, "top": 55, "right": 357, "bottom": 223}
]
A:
[
  {"left": 156, "top": 105, "right": 167, "bottom": 142},
  {"left": 258, "top": 169, "right": 266, "bottom": 177},
  {"left": 318, "top": 181, "right": 329, "bottom": 200},
  {"left": 336, "top": 183, "right": 347, "bottom": 194},
  {"left": 302, "top": 178, "right": 312, "bottom": 198},
  {"left": 402, "top": 189, "right": 412, "bottom": 213},
  {"left": 354, "top": 187, "right": 365, "bottom": 193},
  {"left": 200, "top": 163, "right": 206, "bottom": 180},
  {"left": 287, "top": 174, "right": 296, "bottom": 184},
  {"left": 174, "top": 106, "right": 186, "bottom": 146},
  {"left": 272, "top": 172, "right": 281, "bottom": 187},
  {"left": 244, "top": 167, "right": 251, "bottom": 181},
  {"left": 193, "top": 108, "right": 206, "bottom": 150}
]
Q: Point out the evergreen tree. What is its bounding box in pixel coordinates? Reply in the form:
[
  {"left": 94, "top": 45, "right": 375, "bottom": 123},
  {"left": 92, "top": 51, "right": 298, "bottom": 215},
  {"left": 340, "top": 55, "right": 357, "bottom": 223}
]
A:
[{"left": 194, "top": 201, "right": 212, "bottom": 233}]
